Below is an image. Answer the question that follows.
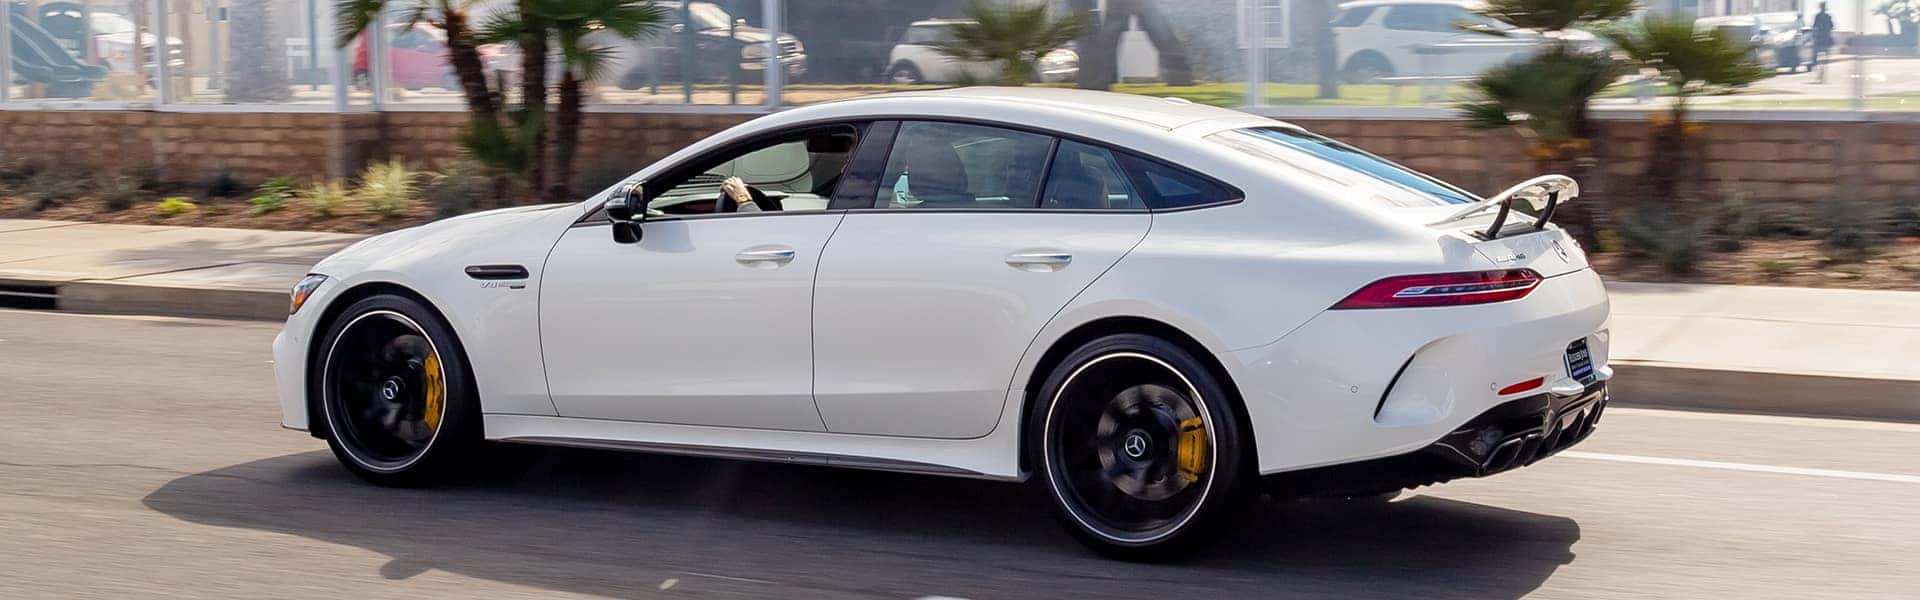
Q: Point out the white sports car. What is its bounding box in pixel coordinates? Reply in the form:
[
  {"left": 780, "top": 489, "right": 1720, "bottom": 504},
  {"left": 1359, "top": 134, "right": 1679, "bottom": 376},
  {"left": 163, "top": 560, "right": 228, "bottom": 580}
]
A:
[{"left": 273, "top": 87, "right": 1611, "bottom": 559}]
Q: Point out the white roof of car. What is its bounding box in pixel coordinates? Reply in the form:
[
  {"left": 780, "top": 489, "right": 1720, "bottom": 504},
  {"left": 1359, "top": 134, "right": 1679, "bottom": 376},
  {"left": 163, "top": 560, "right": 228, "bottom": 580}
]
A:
[
  {"left": 910, "top": 18, "right": 973, "bottom": 26},
  {"left": 821, "top": 87, "right": 1257, "bottom": 131}
]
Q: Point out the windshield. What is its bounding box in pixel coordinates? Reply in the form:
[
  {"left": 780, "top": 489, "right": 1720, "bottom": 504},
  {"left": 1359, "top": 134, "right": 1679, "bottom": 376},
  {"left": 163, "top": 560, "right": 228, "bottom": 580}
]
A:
[
  {"left": 687, "top": 2, "right": 732, "bottom": 30},
  {"left": 1208, "top": 126, "right": 1479, "bottom": 207}
]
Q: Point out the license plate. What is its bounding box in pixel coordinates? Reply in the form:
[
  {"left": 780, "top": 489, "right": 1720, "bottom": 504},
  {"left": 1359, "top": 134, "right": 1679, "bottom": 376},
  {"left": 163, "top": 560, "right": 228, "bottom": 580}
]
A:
[{"left": 1565, "top": 338, "right": 1595, "bottom": 384}]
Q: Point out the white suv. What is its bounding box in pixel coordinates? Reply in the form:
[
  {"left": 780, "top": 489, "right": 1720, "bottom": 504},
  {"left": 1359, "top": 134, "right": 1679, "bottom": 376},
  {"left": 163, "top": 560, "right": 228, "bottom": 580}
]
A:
[
  {"left": 886, "top": 18, "right": 1077, "bottom": 84},
  {"left": 1332, "top": 0, "right": 1592, "bottom": 83}
]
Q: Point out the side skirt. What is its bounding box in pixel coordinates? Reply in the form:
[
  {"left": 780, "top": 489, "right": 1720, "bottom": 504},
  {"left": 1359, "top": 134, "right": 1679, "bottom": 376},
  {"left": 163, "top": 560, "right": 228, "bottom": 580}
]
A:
[{"left": 483, "top": 408, "right": 1027, "bottom": 482}]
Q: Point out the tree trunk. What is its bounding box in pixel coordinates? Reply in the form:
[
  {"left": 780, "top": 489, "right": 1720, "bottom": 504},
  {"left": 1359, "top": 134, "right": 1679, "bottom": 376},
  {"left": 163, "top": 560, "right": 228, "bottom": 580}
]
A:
[
  {"left": 440, "top": 10, "right": 499, "bottom": 119},
  {"left": 517, "top": 3, "right": 549, "bottom": 204},
  {"left": 547, "top": 72, "right": 584, "bottom": 204},
  {"left": 1311, "top": 0, "right": 1338, "bottom": 99},
  {"left": 1132, "top": 0, "right": 1192, "bottom": 85},
  {"left": 224, "top": 0, "right": 291, "bottom": 102},
  {"left": 1077, "top": 2, "right": 1129, "bottom": 90}
]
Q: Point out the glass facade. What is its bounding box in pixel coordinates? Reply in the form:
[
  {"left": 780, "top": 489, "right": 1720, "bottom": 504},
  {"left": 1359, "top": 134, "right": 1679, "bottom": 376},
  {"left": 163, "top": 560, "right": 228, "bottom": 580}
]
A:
[{"left": 0, "top": 0, "right": 1905, "bottom": 113}]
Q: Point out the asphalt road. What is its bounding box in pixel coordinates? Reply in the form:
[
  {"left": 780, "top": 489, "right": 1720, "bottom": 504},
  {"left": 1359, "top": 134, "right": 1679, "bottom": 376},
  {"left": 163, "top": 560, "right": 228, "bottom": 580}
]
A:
[{"left": 2, "top": 308, "right": 1917, "bottom": 599}]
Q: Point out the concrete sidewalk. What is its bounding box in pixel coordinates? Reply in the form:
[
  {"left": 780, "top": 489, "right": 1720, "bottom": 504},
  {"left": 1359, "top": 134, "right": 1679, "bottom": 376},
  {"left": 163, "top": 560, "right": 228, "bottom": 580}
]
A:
[
  {"left": 0, "top": 219, "right": 358, "bottom": 320},
  {"left": 3, "top": 218, "right": 1916, "bottom": 421}
]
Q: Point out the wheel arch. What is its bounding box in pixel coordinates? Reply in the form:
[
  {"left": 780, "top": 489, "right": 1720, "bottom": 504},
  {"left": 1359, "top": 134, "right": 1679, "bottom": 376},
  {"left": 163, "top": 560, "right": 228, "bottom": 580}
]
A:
[
  {"left": 303, "top": 280, "right": 469, "bottom": 440},
  {"left": 1016, "top": 315, "right": 1255, "bottom": 474}
]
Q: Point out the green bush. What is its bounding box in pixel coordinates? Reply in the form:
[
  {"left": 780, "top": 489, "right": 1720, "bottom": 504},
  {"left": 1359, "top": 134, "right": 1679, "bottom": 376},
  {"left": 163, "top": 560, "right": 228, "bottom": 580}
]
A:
[
  {"left": 249, "top": 176, "right": 296, "bottom": 215},
  {"left": 25, "top": 171, "right": 83, "bottom": 211},
  {"left": 356, "top": 160, "right": 419, "bottom": 218},
  {"left": 425, "top": 164, "right": 488, "bottom": 219},
  {"left": 156, "top": 197, "right": 196, "bottom": 216},
  {"left": 1821, "top": 197, "right": 1879, "bottom": 251},
  {"left": 98, "top": 175, "right": 144, "bottom": 212},
  {"left": 300, "top": 181, "right": 350, "bottom": 217},
  {"left": 1616, "top": 209, "right": 1701, "bottom": 274}
]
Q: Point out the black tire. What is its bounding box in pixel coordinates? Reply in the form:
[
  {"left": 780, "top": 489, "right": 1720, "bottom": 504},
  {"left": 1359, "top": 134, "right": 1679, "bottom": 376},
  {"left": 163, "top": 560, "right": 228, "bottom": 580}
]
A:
[
  {"left": 313, "top": 294, "right": 481, "bottom": 487},
  {"left": 1030, "top": 333, "right": 1251, "bottom": 561},
  {"left": 887, "top": 61, "right": 925, "bottom": 85},
  {"left": 1341, "top": 52, "right": 1394, "bottom": 85}
]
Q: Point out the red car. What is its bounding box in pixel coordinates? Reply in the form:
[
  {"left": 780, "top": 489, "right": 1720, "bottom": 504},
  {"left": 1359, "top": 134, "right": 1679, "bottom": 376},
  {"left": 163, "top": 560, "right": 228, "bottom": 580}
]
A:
[{"left": 353, "top": 23, "right": 512, "bottom": 91}]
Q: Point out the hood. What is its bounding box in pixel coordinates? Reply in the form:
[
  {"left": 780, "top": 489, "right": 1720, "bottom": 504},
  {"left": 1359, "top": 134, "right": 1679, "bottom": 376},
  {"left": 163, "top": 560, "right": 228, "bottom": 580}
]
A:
[{"left": 313, "top": 203, "right": 573, "bottom": 276}]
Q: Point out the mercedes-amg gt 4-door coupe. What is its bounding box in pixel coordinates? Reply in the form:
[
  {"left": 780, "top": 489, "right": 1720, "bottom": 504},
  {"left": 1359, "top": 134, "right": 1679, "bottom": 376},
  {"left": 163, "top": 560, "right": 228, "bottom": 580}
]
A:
[{"left": 274, "top": 87, "right": 1611, "bottom": 559}]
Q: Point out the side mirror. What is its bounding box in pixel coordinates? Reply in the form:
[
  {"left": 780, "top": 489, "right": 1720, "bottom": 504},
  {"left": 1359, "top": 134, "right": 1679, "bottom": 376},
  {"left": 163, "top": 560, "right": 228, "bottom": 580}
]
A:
[{"left": 606, "top": 181, "right": 646, "bottom": 244}]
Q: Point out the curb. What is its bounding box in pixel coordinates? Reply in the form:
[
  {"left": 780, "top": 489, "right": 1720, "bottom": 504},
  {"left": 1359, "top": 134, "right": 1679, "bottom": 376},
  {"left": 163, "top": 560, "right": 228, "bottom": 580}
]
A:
[
  {"left": 7, "top": 276, "right": 1916, "bottom": 424},
  {"left": 1608, "top": 362, "right": 1920, "bottom": 423},
  {"left": 4, "top": 278, "right": 287, "bottom": 321}
]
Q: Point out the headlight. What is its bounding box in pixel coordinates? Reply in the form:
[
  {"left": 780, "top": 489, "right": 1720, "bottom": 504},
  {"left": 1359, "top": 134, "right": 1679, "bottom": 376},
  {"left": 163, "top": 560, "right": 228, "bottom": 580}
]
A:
[
  {"left": 289, "top": 274, "right": 327, "bottom": 315},
  {"left": 741, "top": 44, "right": 768, "bottom": 60}
]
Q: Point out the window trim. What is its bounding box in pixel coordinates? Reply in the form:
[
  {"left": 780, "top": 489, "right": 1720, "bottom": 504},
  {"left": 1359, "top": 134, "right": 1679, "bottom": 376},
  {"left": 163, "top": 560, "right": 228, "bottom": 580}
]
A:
[
  {"left": 848, "top": 117, "right": 1242, "bottom": 215},
  {"left": 573, "top": 120, "right": 871, "bottom": 226},
  {"left": 574, "top": 114, "right": 1246, "bottom": 225}
]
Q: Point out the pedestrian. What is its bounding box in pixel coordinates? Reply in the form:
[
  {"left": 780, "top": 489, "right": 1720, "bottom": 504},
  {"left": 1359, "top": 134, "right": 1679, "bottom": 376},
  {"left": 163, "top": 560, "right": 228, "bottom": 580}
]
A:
[{"left": 1811, "top": 2, "right": 1835, "bottom": 70}]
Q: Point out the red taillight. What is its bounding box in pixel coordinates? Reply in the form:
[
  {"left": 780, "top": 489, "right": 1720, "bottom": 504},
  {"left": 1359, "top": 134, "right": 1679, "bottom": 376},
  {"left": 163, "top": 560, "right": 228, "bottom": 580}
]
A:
[{"left": 1330, "top": 269, "right": 1543, "bottom": 310}]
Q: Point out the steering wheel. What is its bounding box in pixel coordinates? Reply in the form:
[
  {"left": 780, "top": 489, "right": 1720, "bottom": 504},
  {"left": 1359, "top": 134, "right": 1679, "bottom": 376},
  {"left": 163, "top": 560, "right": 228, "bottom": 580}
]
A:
[{"left": 715, "top": 182, "right": 784, "bottom": 213}]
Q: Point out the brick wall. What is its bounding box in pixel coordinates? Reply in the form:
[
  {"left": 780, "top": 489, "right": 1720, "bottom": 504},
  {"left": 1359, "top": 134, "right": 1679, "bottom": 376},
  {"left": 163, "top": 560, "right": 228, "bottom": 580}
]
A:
[
  {"left": 1289, "top": 118, "right": 1917, "bottom": 206},
  {"left": 0, "top": 109, "right": 1910, "bottom": 208},
  {"left": 0, "top": 110, "right": 749, "bottom": 185}
]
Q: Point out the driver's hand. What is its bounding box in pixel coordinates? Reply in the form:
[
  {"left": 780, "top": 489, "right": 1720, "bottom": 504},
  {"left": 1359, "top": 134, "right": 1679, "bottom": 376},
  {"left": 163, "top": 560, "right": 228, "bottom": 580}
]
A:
[{"left": 721, "top": 177, "right": 753, "bottom": 205}]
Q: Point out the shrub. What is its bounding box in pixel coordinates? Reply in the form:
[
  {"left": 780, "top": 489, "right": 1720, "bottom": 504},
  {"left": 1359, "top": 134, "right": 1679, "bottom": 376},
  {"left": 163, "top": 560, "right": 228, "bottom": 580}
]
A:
[
  {"left": 203, "top": 169, "right": 244, "bottom": 198},
  {"left": 356, "top": 160, "right": 418, "bottom": 218},
  {"left": 1757, "top": 259, "right": 1795, "bottom": 277},
  {"left": 300, "top": 181, "right": 350, "bottom": 217},
  {"left": 1821, "top": 196, "right": 1878, "bottom": 251},
  {"left": 1887, "top": 201, "right": 1920, "bottom": 238},
  {"left": 249, "top": 176, "right": 296, "bottom": 215},
  {"left": 24, "top": 171, "right": 83, "bottom": 211},
  {"left": 1616, "top": 209, "right": 1701, "bottom": 274},
  {"left": 98, "top": 175, "right": 144, "bottom": 212},
  {"left": 425, "top": 164, "right": 488, "bottom": 219},
  {"left": 156, "top": 196, "right": 196, "bottom": 215}
]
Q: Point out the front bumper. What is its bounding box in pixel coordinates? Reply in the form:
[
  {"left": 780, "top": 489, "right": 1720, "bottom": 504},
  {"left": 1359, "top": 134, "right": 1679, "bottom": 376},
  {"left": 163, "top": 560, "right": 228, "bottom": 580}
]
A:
[{"left": 1265, "top": 381, "right": 1607, "bottom": 497}]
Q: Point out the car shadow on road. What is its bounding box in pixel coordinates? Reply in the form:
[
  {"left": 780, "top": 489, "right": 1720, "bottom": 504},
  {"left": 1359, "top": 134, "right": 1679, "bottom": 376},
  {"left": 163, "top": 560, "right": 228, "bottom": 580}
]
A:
[{"left": 143, "top": 447, "right": 1579, "bottom": 599}]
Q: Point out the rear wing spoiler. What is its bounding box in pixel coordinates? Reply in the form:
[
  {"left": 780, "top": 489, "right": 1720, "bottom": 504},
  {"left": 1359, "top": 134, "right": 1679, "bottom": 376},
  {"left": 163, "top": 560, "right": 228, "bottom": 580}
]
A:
[{"left": 1428, "top": 175, "right": 1579, "bottom": 239}]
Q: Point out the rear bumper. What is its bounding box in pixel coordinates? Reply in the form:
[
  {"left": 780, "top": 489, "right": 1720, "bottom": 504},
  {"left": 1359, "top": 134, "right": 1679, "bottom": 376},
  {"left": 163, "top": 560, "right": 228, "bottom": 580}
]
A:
[{"left": 1265, "top": 381, "right": 1607, "bottom": 497}]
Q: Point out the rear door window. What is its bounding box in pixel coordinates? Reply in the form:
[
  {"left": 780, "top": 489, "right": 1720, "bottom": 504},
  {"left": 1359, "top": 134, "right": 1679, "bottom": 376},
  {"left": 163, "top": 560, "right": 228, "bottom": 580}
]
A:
[
  {"left": 1332, "top": 6, "right": 1376, "bottom": 27},
  {"left": 1040, "top": 140, "right": 1143, "bottom": 210},
  {"left": 876, "top": 121, "right": 1052, "bottom": 210}
]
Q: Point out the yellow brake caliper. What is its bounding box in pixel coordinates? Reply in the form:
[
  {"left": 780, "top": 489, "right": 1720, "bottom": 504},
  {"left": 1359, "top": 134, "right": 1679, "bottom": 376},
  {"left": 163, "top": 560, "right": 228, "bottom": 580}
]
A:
[
  {"left": 1176, "top": 417, "right": 1208, "bottom": 483},
  {"left": 422, "top": 353, "right": 445, "bottom": 430}
]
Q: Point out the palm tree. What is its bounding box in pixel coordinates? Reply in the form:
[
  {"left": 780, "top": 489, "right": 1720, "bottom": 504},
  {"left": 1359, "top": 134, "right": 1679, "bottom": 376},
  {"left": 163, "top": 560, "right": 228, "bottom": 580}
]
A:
[
  {"left": 335, "top": 0, "right": 497, "bottom": 118},
  {"left": 1601, "top": 17, "right": 1769, "bottom": 203},
  {"left": 933, "top": 0, "right": 1085, "bottom": 87},
  {"left": 1453, "top": 0, "right": 1634, "bottom": 244},
  {"left": 537, "top": 0, "right": 667, "bottom": 202}
]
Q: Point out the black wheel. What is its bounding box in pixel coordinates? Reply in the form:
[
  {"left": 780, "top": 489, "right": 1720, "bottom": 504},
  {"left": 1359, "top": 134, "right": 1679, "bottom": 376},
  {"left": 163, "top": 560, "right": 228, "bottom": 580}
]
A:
[
  {"left": 887, "top": 61, "right": 925, "bottom": 85},
  {"left": 314, "top": 294, "right": 480, "bottom": 486},
  {"left": 1031, "top": 333, "right": 1251, "bottom": 560},
  {"left": 1341, "top": 52, "right": 1394, "bottom": 84}
]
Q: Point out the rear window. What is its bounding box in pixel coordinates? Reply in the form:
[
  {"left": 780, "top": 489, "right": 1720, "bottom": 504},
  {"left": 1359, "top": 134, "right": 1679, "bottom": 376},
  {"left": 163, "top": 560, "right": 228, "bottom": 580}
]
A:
[
  {"left": 1331, "top": 6, "right": 1375, "bottom": 27},
  {"left": 1207, "top": 126, "right": 1479, "bottom": 207}
]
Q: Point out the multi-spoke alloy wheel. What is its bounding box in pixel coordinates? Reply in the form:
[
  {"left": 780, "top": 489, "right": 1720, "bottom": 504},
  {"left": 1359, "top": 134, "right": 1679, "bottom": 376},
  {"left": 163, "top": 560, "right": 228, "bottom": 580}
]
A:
[
  {"left": 1034, "top": 334, "right": 1249, "bottom": 560},
  {"left": 316, "top": 294, "right": 477, "bottom": 485}
]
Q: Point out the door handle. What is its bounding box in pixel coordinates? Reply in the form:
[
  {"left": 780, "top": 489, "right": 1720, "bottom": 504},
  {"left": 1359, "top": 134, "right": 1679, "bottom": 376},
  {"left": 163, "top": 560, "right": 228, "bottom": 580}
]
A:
[
  {"left": 735, "top": 246, "right": 796, "bottom": 268},
  {"left": 1005, "top": 250, "right": 1072, "bottom": 272}
]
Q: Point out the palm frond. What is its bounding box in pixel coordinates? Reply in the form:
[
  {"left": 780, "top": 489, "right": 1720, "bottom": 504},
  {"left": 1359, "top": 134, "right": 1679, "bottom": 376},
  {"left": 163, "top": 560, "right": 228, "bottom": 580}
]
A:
[
  {"left": 1454, "top": 45, "right": 1621, "bottom": 142},
  {"left": 932, "top": 0, "right": 1084, "bottom": 85},
  {"left": 1477, "top": 0, "right": 1635, "bottom": 32},
  {"left": 333, "top": 0, "right": 389, "bottom": 48},
  {"left": 1601, "top": 16, "right": 1772, "bottom": 97}
]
